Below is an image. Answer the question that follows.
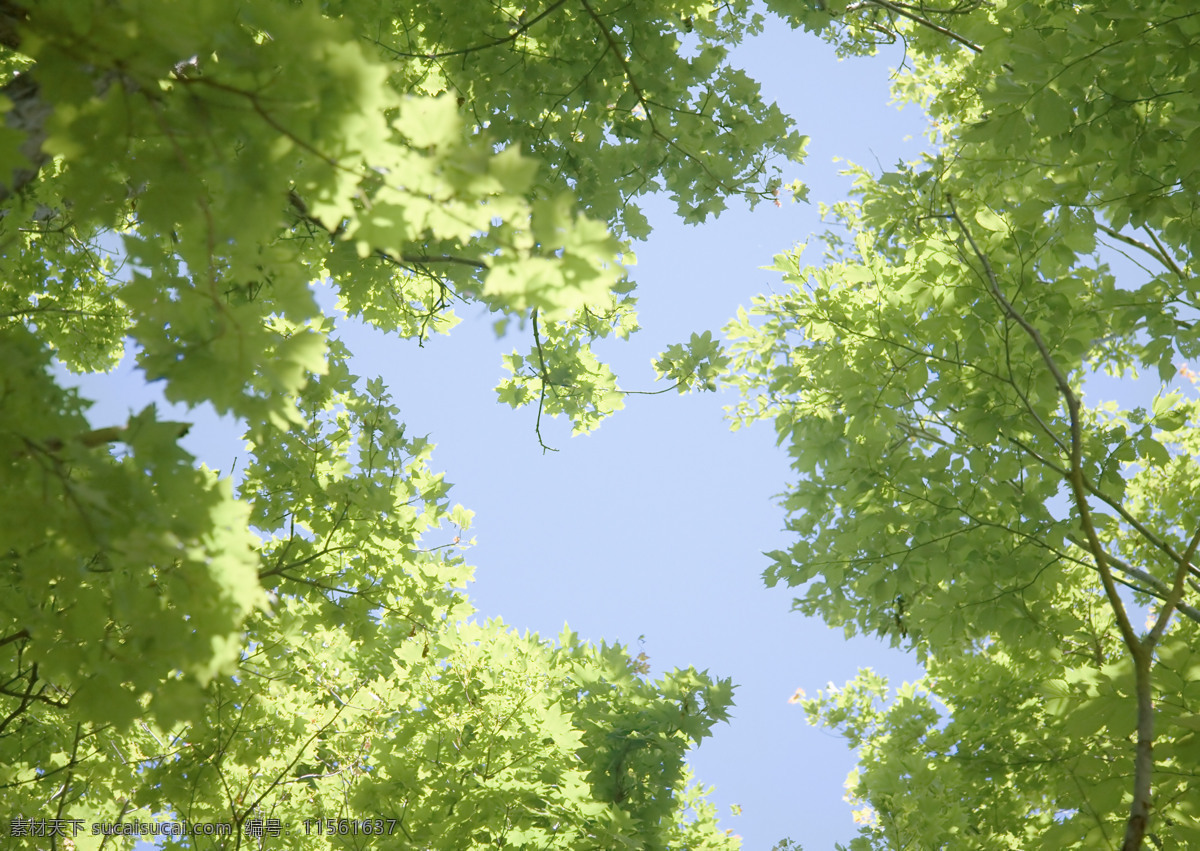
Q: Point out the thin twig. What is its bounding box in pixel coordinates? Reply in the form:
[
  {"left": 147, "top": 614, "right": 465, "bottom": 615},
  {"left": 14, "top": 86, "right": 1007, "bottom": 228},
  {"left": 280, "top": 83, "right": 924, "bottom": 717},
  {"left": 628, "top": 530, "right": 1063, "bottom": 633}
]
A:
[
  {"left": 846, "top": 0, "right": 983, "bottom": 53},
  {"left": 1147, "top": 525, "right": 1200, "bottom": 644},
  {"left": 531, "top": 309, "right": 558, "bottom": 453},
  {"left": 945, "top": 197, "right": 1152, "bottom": 851},
  {"left": 1064, "top": 536, "right": 1200, "bottom": 626},
  {"left": 1098, "top": 224, "right": 1183, "bottom": 280},
  {"left": 578, "top": 0, "right": 655, "bottom": 132},
  {"left": 0, "top": 662, "right": 38, "bottom": 736},
  {"left": 0, "top": 629, "right": 30, "bottom": 650},
  {"left": 1143, "top": 228, "right": 1185, "bottom": 280},
  {"left": 368, "top": 0, "right": 569, "bottom": 60}
]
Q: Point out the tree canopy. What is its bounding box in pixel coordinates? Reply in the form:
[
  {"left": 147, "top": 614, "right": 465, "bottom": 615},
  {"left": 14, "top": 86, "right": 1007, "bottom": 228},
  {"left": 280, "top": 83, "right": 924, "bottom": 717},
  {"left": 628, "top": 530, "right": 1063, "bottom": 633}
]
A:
[
  {"left": 724, "top": 1, "right": 1200, "bottom": 848},
  {"left": 6, "top": 0, "right": 1200, "bottom": 848},
  {"left": 0, "top": 0, "right": 800, "bottom": 846}
]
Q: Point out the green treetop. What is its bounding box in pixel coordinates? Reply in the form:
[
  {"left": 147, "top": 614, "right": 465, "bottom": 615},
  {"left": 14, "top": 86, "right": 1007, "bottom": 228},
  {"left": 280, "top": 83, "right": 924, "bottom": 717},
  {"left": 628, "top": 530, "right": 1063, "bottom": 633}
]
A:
[
  {"left": 724, "top": 1, "right": 1200, "bottom": 848},
  {"left": 0, "top": 0, "right": 802, "bottom": 846}
]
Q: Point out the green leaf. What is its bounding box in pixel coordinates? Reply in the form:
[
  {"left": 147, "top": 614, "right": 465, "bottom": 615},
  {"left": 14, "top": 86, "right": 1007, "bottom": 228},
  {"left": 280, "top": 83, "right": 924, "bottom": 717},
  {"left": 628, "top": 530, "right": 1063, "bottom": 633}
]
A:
[
  {"left": 720, "top": 3, "right": 1200, "bottom": 845},
  {"left": 974, "top": 208, "right": 1007, "bottom": 233}
]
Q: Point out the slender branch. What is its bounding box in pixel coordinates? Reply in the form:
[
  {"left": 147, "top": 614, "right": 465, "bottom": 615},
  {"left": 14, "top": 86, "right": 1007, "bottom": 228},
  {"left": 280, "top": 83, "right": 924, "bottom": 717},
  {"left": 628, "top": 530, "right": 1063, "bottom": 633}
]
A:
[
  {"left": 614, "top": 383, "right": 682, "bottom": 396},
  {"left": 948, "top": 200, "right": 1139, "bottom": 645},
  {"left": 0, "top": 72, "right": 51, "bottom": 202},
  {"left": 0, "top": 662, "right": 39, "bottom": 736},
  {"left": 0, "top": 306, "right": 111, "bottom": 321},
  {"left": 1147, "top": 525, "right": 1200, "bottom": 644},
  {"left": 288, "top": 190, "right": 489, "bottom": 271},
  {"left": 0, "top": 0, "right": 27, "bottom": 51},
  {"left": 578, "top": 0, "right": 655, "bottom": 132},
  {"left": 51, "top": 723, "right": 85, "bottom": 847},
  {"left": 530, "top": 308, "right": 558, "bottom": 453},
  {"left": 946, "top": 197, "right": 1153, "bottom": 851},
  {"left": 1064, "top": 536, "right": 1200, "bottom": 627},
  {"left": 1143, "top": 227, "right": 1185, "bottom": 280},
  {"left": 572, "top": 0, "right": 732, "bottom": 194},
  {"left": 819, "top": 302, "right": 1070, "bottom": 451},
  {"left": 189, "top": 76, "right": 342, "bottom": 169},
  {"left": 368, "top": 0, "right": 569, "bottom": 60},
  {"left": 0, "top": 628, "right": 30, "bottom": 649},
  {"left": 395, "top": 253, "right": 487, "bottom": 270},
  {"left": 1098, "top": 224, "right": 1184, "bottom": 280},
  {"left": 1079, "top": 472, "right": 1200, "bottom": 583},
  {"left": 846, "top": 0, "right": 983, "bottom": 53},
  {"left": 239, "top": 694, "right": 353, "bottom": 823},
  {"left": 257, "top": 544, "right": 355, "bottom": 582}
]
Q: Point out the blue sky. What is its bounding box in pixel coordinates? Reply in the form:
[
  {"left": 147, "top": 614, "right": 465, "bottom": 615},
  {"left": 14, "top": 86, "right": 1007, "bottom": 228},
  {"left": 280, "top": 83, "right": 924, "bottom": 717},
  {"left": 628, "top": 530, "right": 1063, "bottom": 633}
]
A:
[
  {"left": 378, "top": 24, "right": 933, "bottom": 848},
  {"left": 67, "top": 16, "right": 937, "bottom": 851}
]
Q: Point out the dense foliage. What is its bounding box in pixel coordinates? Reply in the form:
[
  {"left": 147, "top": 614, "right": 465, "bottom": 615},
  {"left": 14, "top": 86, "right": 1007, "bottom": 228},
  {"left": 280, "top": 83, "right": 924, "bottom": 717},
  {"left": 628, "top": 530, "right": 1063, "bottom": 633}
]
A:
[
  {"left": 0, "top": 0, "right": 805, "bottom": 846},
  {"left": 726, "top": 1, "right": 1200, "bottom": 848},
  {"left": 8, "top": 0, "right": 1198, "bottom": 847}
]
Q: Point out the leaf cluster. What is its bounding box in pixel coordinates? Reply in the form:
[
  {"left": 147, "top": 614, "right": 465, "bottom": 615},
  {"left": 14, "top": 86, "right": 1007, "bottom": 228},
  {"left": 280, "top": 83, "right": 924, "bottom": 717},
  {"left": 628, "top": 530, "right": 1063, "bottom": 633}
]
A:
[
  {"left": 723, "top": 1, "right": 1200, "bottom": 846},
  {"left": 0, "top": 0, "right": 802, "bottom": 845}
]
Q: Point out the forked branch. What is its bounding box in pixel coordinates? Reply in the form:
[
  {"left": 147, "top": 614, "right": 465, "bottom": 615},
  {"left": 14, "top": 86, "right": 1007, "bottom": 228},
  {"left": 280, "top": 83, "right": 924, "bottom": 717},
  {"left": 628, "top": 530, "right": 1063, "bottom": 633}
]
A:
[{"left": 946, "top": 198, "right": 1166, "bottom": 851}]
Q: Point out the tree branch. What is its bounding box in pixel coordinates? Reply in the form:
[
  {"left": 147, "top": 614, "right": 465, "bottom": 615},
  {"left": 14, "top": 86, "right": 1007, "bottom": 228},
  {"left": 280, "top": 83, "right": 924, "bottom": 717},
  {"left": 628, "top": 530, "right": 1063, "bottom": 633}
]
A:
[
  {"left": 0, "top": 72, "right": 50, "bottom": 202},
  {"left": 0, "top": 628, "right": 30, "bottom": 649},
  {"left": 0, "top": 661, "right": 39, "bottom": 736},
  {"left": 368, "top": 0, "right": 569, "bottom": 60},
  {"left": 846, "top": 0, "right": 983, "bottom": 53},
  {"left": 946, "top": 197, "right": 1153, "bottom": 851},
  {"left": 1064, "top": 536, "right": 1200, "bottom": 626},
  {"left": 0, "top": 0, "right": 27, "bottom": 51},
  {"left": 1147, "top": 525, "right": 1200, "bottom": 645},
  {"left": 578, "top": 0, "right": 654, "bottom": 128},
  {"left": 948, "top": 200, "right": 1138, "bottom": 644},
  {"left": 287, "top": 190, "right": 488, "bottom": 271},
  {"left": 531, "top": 308, "right": 559, "bottom": 454},
  {"left": 1098, "top": 224, "right": 1184, "bottom": 280}
]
